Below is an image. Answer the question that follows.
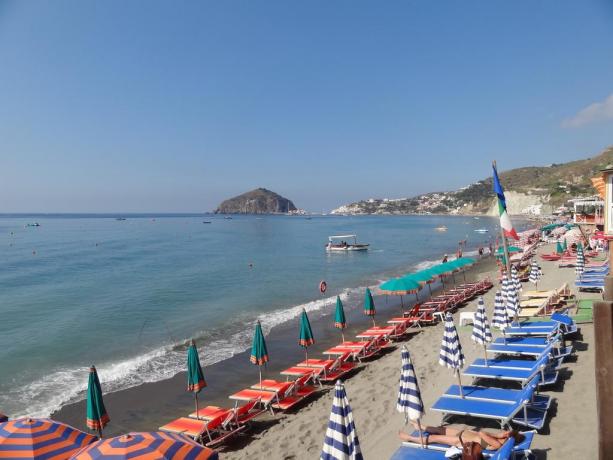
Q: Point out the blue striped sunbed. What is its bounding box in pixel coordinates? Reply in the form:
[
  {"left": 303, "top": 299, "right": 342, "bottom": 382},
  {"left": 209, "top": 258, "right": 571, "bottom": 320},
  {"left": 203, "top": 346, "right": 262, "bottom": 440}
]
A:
[
  {"left": 503, "top": 324, "right": 558, "bottom": 336},
  {"left": 492, "top": 336, "right": 553, "bottom": 347},
  {"left": 431, "top": 384, "right": 547, "bottom": 430},
  {"left": 463, "top": 354, "right": 560, "bottom": 387},
  {"left": 401, "top": 430, "right": 535, "bottom": 458},
  {"left": 487, "top": 343, "right": 573, "bottom": 358},
  {"left": 390, "top": 437, "right": 515, "bottom": 460}
]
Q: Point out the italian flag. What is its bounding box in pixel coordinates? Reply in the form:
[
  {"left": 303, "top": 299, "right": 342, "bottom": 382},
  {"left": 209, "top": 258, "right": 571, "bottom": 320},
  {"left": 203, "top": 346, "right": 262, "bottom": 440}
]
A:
[{"left": 493, "top": 164, "right": 519, "bottom": 240}]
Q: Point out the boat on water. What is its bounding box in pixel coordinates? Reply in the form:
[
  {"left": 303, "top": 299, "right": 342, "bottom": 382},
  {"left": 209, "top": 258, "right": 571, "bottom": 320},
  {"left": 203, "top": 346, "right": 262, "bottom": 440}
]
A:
[
  {"left": 474, "top": 228, "right": 489, "bottom": 233},
  {"left": 434, "top": 226, "right": 448, "bottom": 232},
  {"left": 115, "top": 217, "right": 127, "bottom": 221},
  {"left": 224, "top": 216, "right": 233, "bottom": 220},
  {"left": 25, "top": 223, "right": 40, "bottom": 227},
  {"left": 325, "top": 234, "right": 369, "bottom": 252},
  {"left": 203, "top": 221, "right": 212, "bottom": 224}
]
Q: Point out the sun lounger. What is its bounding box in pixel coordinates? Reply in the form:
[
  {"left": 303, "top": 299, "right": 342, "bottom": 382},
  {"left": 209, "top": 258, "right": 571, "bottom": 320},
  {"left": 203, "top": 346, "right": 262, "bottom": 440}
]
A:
[
  {"left": 464, "top": 354, "right": 560, "bottom": 387},
  {"left": 487, "top": 343, "right": 573, "bottom": 359},
  {"left": 323, "top": 338, "right": 389, "bottom": 361},
  {"left": 296, "top": 353, "right": 357, "bottom": 382},
  {"left": 503, "top": 324, "right": 559, "bottom": 336},
  {"left": 392, "top": 437, "right": 516, "bottom": 460},
  {"left": 188, "top": 405, "right": 232, "bottom": 421},
  {"left": 432, "top": 383, "right": 548, "bottom": 430},
  {"left": 231, "top": 379, "right": 312, "bottom": 412},
  {"left": 160, "top": 412, "right": 245, "bottom": 447},
  {"left": 401, "top": 431, "right": 533, "bottom": 458}
]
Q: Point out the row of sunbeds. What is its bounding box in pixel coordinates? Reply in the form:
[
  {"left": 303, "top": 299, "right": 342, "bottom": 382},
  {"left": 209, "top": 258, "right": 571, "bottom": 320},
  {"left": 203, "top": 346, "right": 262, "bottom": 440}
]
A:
[
  {"left": 396, "top": 312, "right": 578, "bottom": 459},
  {"left": 575, "top": 262, "right": 609, "bottom": 292},
  {"left": 403, "top": 279, "right": 494, "bottom": 326}
]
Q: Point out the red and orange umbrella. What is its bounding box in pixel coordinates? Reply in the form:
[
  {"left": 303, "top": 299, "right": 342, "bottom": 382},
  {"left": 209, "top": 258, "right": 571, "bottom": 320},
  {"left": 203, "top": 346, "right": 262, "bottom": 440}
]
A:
[
  {"left": 0, "top": 418, "right": 96, "bottom": 459},
  {"left": 72, "top": 431, "right": 218, "bottom": 460}
]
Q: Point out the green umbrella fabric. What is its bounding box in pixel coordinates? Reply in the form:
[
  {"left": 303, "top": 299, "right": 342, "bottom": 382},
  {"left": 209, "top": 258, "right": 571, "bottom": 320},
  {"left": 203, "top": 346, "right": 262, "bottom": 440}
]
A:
[
  {"left": 334, "top": 296, "right": 346, "bottom": 329},
  {"left": 577, "top": 242, "right": 583, "bottom": 251},
  {"left": 379, "top": 277, "right": 421, "bottom": 294},
  {"left": 299, "top": 309, "right": 315, "bottom": 347},
  {"left": 86, "top": 366, "right": 109, "bottom": 433},
  {"left": 495, "top": 246, "right": 522, "bottom": 255},
  {"left": 430, "top": 263, "right": 455, "bottom": 275},
  {"left": 562, "top": 239, "right": 568, "bottom": 251},
  {"left": 250, "top": 321, "right": 269, "bottom": 365},
  {"left": 454, "top": 257, "right": 476, "bottom": 267},
  {"left": 405, "top": 269, "right": 435, "bottom": 284},
  {"left": 556, "top": 241, "right": 563, "bottom": 254},
  {"left": 187, "top": 339, "right": 206, "bottom": 393},
  {"left": 364, "top": 287, "right": 376, "bottom": 316}
]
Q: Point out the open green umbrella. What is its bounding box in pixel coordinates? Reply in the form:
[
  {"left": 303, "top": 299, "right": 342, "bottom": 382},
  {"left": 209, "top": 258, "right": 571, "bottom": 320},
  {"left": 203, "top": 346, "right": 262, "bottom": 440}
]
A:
[
  {"left": 379, "top": 278, "right": 421, "bottom": 310},
  {"left": 364, "top": 287, "right": 376, "bottom": 326},
  {"left": 187, "top": 339, "right": 207, "bottom": 419},
  {"left": 299, "top": 309, "right": 315, "bottom": 361},
  {"left": 406, "top": 269, "right": 437, "bottom": 296},
  {"left": 250, "top": 321, "right": 269, "bottom": 388},
  {"left": 334, "top": 296, "right": 347, "bottom": 342},
  {"left": 86, "top": 365, "right": 109, "bottom": 438},
  {"left": 495, "top": 246, "right": 522, "bottom": 255},
  {"left": 556, "top": 241, "right": 563, "bottom": 254}
]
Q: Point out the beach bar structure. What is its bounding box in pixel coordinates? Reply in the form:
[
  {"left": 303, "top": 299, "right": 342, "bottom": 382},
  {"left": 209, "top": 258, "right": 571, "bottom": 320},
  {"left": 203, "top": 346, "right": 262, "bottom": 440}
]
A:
[
  {"left": 568, "top": 196, "right": 604, "bottom": 227},
  {"left": 590, "top": 168, "right": 613, "bottom": 458}
]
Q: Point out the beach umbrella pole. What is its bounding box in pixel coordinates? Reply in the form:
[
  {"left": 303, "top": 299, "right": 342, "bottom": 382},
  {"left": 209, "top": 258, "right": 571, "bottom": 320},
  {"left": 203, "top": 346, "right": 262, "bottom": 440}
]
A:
[
  {"left": 259, "top": 366, "right": 262, "bottom": 389},
  {"left": 372, "top": 316, "right": 376, "bottom": 327},
  {"left": 456, "top": 370, "right": 464, "bottom": 398},
  {"left": 483, "top": 344, "right": 488, "bottom": 367},
  {"left": 417, "top": 420, "right": 424, "bottom": 448},
  {"left": 341, "top": 331, "right": 345, "bottom": 343},
  {"left": 194, "top": 392, "right": 200, "bottom": 420}
]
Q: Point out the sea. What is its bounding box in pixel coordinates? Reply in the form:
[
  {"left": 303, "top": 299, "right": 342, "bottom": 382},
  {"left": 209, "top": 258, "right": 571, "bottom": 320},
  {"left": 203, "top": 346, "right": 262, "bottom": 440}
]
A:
[{"left": 0, "top": 213, "right": 505, "bottom": 418}]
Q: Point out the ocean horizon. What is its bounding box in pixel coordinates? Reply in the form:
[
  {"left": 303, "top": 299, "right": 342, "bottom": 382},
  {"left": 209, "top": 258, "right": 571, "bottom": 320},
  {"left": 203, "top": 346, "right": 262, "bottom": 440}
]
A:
[{"left": 0, "top": 213, "right": 507, "bottom": 419}]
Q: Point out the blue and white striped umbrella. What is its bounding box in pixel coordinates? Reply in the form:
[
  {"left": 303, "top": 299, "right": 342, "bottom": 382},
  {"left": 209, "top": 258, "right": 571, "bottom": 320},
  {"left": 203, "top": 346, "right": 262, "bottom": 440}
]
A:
[
  {"left": 529, "top": 260, "right": 542, "bottom": 286},
  {"left": 500, "top": 273, "right": 510, "bottom": 306},
  {"left": 321, "top": 380, "right": 363, "bottom": 460},
  {"left": 397, "top": 346, "right": 425, "bottom": 422},
  {"left": 471, "top": 297, "right": 492, "bottom": 345},
  {"left": 576, "top": 246, "right": 585, "bottom": 277},
  {"left": 439, "top": 313, "right": 466, "bottom": 396},
  {"left": 511, "top": 265, "right": 521, "bottom": 293},
  {"left": 506, "top": 282, "right": 519, "bottom": 324},
  {"left": 491, "top": 291, "right": 508, "bottom": 330}
]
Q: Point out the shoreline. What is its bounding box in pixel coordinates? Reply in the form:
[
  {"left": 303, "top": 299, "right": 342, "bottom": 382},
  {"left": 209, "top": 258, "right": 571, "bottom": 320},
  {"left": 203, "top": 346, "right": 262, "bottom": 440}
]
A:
[{"left": 52, "top": 254, "right": 497, "bottom": 438}]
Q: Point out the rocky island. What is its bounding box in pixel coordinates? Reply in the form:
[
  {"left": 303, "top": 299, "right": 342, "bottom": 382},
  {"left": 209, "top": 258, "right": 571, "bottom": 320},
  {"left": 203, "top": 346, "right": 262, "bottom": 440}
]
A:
[{"left": 214, "top": 188, "right": 298, "bottom": 214}]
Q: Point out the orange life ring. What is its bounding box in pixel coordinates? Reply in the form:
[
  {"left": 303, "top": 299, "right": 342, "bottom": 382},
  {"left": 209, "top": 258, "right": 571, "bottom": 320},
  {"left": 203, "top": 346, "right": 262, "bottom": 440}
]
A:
[{"left": 319, "top": 280, "right": 327, "bottom": 293}]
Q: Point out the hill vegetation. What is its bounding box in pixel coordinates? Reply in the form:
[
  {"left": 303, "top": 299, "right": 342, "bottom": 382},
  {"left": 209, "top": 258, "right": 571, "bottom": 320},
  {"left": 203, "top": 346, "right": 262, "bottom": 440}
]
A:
[{"left": 215, "top": 188, "right": 297, "bottom": 214}]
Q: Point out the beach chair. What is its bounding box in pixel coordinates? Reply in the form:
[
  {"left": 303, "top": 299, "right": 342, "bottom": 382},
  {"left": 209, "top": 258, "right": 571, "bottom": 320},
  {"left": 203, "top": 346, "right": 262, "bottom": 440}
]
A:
[
  {"left": 503, "top": 323, "right": 559, "bottom": 337},
  {"left": 160, "top": 412, "right": 246, "bottom": 447},
  {"left": 296, "top": 353, "right": 357, "bottom": 383},
  {"left": 487, "top": 342, "right": 573, "bottom": 359},
  {"left": 431, "top": 384, "right": 548, "bottom": 430},
  {"left": 323, "top": 338, "right": 389, "bottom": 361},
  {"left": 391, "top": 437, "right": 515, "bottom": 460},
  {"left": 228, "top": 397, "right": 267, "bottom": 427},
  {"left": 463, "top": 354, "right": 560, "bottom": 388},
  {"left": 188, "top": 405, "right": 232, "bottom": 421},
  {"left": 400, "top": 431, "right": 534, "bottom": 459}
]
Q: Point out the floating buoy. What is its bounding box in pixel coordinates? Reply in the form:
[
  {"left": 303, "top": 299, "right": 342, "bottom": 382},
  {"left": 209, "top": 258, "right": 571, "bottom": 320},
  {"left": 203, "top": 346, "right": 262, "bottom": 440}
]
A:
[{"left": 319, "top": 280, "right": 327, "bottom": 294}]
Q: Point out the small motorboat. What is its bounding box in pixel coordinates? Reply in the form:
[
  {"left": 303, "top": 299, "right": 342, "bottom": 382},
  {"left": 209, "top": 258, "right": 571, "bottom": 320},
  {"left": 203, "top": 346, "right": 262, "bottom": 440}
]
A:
[
  {"left": 115, "top": 217, "right": 127, "bottom": 221},
  {"left": 224, "top": 216, "right": 233, "bottom": 220},
  {"left": 203, "top": 221, "right": 212, "bottom": 224},
  {"left": 474, "top": 228, "right": 489, "bottom": 233},
  {"left": 434, "top": 226, "right": 448, "bottom": 232},
  {"left": 25, "top": 223, "right": 40, "bottom": 227},
  {"left": 326, "top": 235, "right": 369, "bottom": 252}
]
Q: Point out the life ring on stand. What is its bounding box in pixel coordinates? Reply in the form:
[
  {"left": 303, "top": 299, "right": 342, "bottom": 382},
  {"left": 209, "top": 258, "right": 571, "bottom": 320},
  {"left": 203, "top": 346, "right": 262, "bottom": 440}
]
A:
[{"left": 319, "top": 280, "right": 327, "bottom": 294}]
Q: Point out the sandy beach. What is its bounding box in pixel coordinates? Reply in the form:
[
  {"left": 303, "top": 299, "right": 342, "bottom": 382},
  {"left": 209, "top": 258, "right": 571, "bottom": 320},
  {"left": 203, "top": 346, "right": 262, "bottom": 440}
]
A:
[{"left": 214, "top": 244, "right": 598, "bottom": 460}]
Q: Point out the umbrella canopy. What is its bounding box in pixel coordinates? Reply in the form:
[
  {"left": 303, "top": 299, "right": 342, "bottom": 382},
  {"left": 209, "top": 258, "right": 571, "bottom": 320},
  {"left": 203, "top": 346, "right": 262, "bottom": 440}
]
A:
[
  {"left": 379, "top": 278, "right": 420, "bottom": 294},
  {"left": 396, "top": 346, "right": 425, "bottom": 424},
  {"left": 0, "top": 418, "right": 96, "bottom": 460},
  {"left": 320, "top": 381, "right": 363, "bottom": 460},
  {"left": 555, "top": 241, "right": 563, "bottom": 254},
  {"left": 529, "top": 260, "right": 542, "bottom": 286},
  {"left": 491, "top": 291, "right": 508, "bottom": 330},
  {"left": 250, "top": 321, "right": 269, "bottom": 366},
  {"left": 575, "top": 245, "right": 585, "bottom": 277},
  {"left": 562, "top": 239, "right": 568, "bottom": 252},
  {"left": 430, "top": 262, "right": 456, "bottom": 275},
  {"left": 187, "top": 340, "right": 206, "bottom": 393},
  {"left": 500, "top": 273, "right": 510, "bottom": 306},
  {"left": 511, "top": 265, "right": 521, "bottom": 293},
  {"left": 86, "top": 366, "right": 109, "bottom": 434},
  {"left": 334, "top": 296, "right": 347, "bottom": 329},
  {"left": 363, "top": 288, "right": 376, "bottom": 326},
  {"left": 471, "top": 297, "right": 492, "bottom": 346},
  {"left": 72, "top": 431, "right": 218, "bottom": 460},
  {"left": 505, "top": 283, "right": 519, "bottom": 324},
  {"left": 439, "top": 313, "right": 465, "bottom": 370},
  {"left": 299, "top": 309, "right": 315, "bottom": 347},
  {"left": 495, "top": 246, "right": 522, "bottom": 255},
  {"left": 404, "top": 270, "right": 435, "bottom": 284}
]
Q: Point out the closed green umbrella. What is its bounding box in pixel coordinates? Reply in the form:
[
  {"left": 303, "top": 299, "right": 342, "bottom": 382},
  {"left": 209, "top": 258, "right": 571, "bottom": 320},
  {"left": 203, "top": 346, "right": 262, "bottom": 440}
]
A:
[
  {"left": 562, "top": 239, "right": 568, "bottom": 252},
  {"left": 187, "top": 339, "right": 207, "bottom": 419},
  {"left": 334, "top": 296, "right": 347, "bottom": 342},
  {"left": 556, "top": 241, "right": 563, "bottom": 254},
  {"left": 364, "top": 287, "right": 376, "bottom": 326},
  {"left": 86, "top": 365, "right": 109, "bottom": 438},
  {"left": 250, "top": 321, "right": 269, "bottom": 388},
  {"left": 299, "top": 309, "right": 315, "bottom": 362}
]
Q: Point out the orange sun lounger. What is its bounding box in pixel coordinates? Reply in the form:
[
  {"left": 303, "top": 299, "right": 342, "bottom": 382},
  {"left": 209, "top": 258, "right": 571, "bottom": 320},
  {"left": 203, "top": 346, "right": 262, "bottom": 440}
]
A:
[{"left": 160, "top": 412, "right": 245, "bottom": 447}]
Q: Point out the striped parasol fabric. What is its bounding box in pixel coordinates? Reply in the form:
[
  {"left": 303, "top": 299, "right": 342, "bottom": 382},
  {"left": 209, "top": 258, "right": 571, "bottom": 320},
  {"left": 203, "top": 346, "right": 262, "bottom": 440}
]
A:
[
  {"left": 0, "top": 418, "right": 96, "bottom": 459},
  {"left": 491, "top": 291, "right": 507, "bottom": 330},
  {"left": 396, "top": 346, "right": 425, "bottom": 422},
  {"left": 529, "top": 260, "right": 542, "bottom": 286},
  {"left": 71, "top": 431, "right": 218, "bottom": 460},
  {"left": 505, "top": 282, "right": 519, "bottom": 324},
  {"left": 511, "top": 265, "right": 521, "bottom": 293},
  {"left": 500, "top": 273, "right": 510, "bottom": 307},
  {"left": 439, "top": 313, "right": 466, "bottom": 396},
  {"left": 471, "top": 297, "right": 492, "bottom": 345},
  {"left": 320, "top": 381, "right": 363, "bottom": 460},
  {"left": 576, "top": 245, "right": 585, "bottom": 277}
]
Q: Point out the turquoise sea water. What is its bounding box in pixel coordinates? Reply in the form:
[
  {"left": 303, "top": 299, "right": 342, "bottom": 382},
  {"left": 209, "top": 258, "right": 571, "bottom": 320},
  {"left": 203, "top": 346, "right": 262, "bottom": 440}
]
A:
[{"left": 0, "top": 214, "right": 502, "bottom": 417}]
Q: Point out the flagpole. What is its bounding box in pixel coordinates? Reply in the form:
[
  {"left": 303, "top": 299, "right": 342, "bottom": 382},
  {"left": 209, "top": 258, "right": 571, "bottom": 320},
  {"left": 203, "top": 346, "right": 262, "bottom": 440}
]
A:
[{"left": 493, "top": 161, "right": 513, "bottom": 277}]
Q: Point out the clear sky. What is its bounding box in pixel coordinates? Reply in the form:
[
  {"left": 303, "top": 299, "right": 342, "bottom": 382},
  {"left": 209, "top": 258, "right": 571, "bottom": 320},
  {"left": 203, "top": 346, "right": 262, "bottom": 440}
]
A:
[{"left": 1, "top": 1, "right": 612, "bottom": 212}]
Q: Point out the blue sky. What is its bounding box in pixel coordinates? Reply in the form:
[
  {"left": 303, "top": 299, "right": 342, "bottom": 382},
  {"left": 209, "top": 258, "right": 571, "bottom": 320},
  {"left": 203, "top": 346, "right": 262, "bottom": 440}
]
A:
[{"left": 1, "top": 1, "right": 612, "bottom": 212}]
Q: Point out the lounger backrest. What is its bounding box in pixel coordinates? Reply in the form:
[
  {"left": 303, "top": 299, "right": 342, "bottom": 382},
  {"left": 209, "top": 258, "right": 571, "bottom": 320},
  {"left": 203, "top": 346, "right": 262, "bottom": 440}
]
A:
[
  {"left": 237, "top": 398, "right": 260, "bottom": 416},
  {"left": 339, "top": 351, "right": 351, "bottom": 362},
  {"left": 294, "top": 374, "right": 311, "bottom": 388},
  {"left": 205, "top": 413, "right": 226, "bottom": 432},
  {"left": 551, "top": 312, "right": 573, "bottom": 325}
]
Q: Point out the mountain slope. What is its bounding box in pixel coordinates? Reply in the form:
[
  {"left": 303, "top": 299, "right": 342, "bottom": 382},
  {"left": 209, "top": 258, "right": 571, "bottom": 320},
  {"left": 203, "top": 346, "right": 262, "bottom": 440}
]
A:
[
  {"left": 331, "top": 146, "right": 613, "bottom": 215},
  {"left": 215, "top": 188, "right": 297, "bottom": 214}
]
